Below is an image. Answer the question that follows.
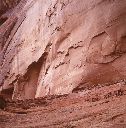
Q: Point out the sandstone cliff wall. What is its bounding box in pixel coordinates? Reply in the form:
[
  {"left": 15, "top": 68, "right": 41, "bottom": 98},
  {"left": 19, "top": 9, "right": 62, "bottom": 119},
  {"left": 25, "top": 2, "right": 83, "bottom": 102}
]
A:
[{"left": 0, "top": 0, "right": 126, "bottom": 100}]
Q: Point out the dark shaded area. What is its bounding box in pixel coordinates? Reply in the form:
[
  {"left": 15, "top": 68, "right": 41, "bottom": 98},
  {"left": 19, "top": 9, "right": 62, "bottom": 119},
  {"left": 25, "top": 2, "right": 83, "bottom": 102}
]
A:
[
  {"left": 1, "top": 87, "right": 14, "bottom": 100},
  {"left": 0, "top": 17, "right": 8, "bottom": 26},
  {"left": 0, "top": 96, "right": 6, "bottom": 109},
  {"left": 16, "top": 111, "right": 27, "bottom": 114}
]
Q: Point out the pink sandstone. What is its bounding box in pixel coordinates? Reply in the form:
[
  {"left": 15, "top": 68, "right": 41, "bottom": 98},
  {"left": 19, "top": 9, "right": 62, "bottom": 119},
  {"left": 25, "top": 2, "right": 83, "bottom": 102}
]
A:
[{"left": 0, "top": 0, "right": 126, "bottom": 100}]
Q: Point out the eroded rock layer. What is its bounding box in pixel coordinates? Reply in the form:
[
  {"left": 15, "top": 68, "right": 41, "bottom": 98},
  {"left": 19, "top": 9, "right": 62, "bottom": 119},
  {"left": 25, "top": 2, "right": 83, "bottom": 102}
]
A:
[
  {"left": 0, "top": 81, "right": 126, "bottom": 128},
  {"left": 0, "top": 0, "right": 126, "bottom": 100}
]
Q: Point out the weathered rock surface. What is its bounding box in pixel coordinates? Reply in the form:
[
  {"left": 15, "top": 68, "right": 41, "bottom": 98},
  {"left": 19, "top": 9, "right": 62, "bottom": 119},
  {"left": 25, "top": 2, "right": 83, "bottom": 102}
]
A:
[
  {"left": 0, "top": 0, "right": 126, "bottom": 100},
  {"left": 0, "top": 81, "right": 126, "bottom": 128},
  {"left": 0, "top": 1, "right": 126, "bottom": 127}
]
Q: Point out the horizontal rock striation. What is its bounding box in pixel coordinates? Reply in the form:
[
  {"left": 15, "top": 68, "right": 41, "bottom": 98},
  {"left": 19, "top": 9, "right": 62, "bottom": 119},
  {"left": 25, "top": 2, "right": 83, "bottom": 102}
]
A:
[{"left": 0, "top": 81, "right": 126, "bottom": 128}]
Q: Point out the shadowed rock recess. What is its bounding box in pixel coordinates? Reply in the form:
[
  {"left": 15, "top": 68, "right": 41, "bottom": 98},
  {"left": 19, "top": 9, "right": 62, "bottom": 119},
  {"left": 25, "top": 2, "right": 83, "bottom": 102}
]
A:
[{"left": 0, "top": 0, "right": 126, "bottom": 127}]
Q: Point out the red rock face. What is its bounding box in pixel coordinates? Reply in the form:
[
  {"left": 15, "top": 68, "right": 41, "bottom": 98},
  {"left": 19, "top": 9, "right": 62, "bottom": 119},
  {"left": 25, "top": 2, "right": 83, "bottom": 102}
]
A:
[
  {"left": 0, "top": 80, "right": 126, "bottom": 128},
  {"left": 0, "top": 0, "right": 126, "bottom": 100}
]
